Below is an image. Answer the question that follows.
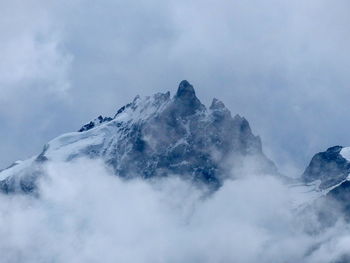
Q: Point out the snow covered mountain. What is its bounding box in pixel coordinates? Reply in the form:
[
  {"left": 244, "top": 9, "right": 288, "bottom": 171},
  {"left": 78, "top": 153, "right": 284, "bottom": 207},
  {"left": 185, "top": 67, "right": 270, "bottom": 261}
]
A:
[{"left": 0, "top": 80, "right": 277, "bottom": 194}]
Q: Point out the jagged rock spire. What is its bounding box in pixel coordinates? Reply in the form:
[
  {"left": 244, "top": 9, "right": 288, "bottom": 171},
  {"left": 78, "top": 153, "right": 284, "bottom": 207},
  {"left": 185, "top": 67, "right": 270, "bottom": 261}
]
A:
[
  {"left": 210, "top": 98, "right": 226, "bottom": 110},
  {"left": 174, "top": 80, "right": 205, "bottom": 116},
  {"left": 176, "top": 80, "right": 196, "bottom": 99}
]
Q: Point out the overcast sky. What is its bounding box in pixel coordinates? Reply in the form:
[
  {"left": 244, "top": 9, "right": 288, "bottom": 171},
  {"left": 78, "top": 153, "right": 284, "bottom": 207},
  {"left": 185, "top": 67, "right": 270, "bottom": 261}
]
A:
[{"left": 1, "top": 0, "right": 350, "bottom": 175}]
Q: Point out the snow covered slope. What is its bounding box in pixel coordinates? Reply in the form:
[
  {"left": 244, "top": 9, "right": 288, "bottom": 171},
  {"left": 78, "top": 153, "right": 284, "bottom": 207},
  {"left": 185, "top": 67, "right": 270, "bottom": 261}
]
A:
[{"left": 0, "top": 80, "right": 277, "bottom": 194}]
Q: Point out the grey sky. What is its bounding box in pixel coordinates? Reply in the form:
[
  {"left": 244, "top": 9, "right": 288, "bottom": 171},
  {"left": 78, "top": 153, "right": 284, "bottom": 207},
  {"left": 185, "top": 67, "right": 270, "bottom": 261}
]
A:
[{"left": 1, "top": 0, "right": 350, "bottom": 175}]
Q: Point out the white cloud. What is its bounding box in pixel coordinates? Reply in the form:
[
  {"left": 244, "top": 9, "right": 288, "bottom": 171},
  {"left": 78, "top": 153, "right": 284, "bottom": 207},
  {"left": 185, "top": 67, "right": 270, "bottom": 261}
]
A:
[
  {"left": 0, "top": 158, "right": 349, "bottom": 262},
  {"left": 0, "top": 0, "right": 72, "bottom": 98},
  {"left": 0, "top": 1, "right": 74, "bottom": 167}
]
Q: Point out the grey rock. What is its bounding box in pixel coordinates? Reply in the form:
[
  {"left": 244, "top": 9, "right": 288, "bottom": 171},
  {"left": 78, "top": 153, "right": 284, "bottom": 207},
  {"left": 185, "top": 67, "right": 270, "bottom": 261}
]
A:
[{"left": 302, "top": 146, "right": 350, "bottom": 189}]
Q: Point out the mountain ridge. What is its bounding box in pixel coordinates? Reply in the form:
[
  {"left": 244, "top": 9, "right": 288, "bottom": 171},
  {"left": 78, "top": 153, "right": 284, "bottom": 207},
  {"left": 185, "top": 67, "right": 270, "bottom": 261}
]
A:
[{"left": 0, "top": 80, "right": 277, "bottom": 194}]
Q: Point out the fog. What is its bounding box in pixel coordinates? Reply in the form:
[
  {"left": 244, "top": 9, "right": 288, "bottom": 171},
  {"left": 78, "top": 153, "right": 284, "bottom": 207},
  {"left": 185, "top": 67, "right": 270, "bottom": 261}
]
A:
[{"left": 0, "top": 158, "right": 349, "bottom": 262}]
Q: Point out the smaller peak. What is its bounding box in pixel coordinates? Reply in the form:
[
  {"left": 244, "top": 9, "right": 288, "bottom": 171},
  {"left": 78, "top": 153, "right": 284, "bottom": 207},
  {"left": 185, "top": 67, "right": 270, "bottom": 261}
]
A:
[
  {"left": 233, "top": 114, "right": 250, "bottom": 131},
  {"left": 153, "top": 91, "right": 171, "bottom": 101},
  {"left": 176, "top": 80, "right": 196, "bottom": 99},
  {"left": 152, "top": 91, "right": 171, "bottom": 107},
  {"left": 233, "top": 114, "right": 243, "bottom": 121},
  {"left": 326, "top": 146, "right": 343, "bottom": 153},
  {"left": 210, "top": 98, "right": 226, "bottom": 110},
  {"left": 133, "top": 95, "right": 141, "bottom": 103},
  {"left": 209, "top": 98, "right": 231, "bottom": 122}
]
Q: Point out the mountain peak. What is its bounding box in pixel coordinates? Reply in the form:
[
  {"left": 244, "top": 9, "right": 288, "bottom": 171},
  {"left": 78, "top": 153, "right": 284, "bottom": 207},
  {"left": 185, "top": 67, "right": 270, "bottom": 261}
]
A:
[
  {"left": 302, "top": 145, "right": 350, "bottom": 189},
  {"left": 176, "top": 80, "right": 196, "bottom": 99},
  {"left": 210, "top": 98, "right": 226, "bottom": 110},
  {"left": 0, "top": 80, "right": 277, "bottom": 194},
  {"left": 326, "top": 145, "right": 343, "bottom": 153},
  {"left": 173, "top": 80, "right": 205, "bottom": 116}
]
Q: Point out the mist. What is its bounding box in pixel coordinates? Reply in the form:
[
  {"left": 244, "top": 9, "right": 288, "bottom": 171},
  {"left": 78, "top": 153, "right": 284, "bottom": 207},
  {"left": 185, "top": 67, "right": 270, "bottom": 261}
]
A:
[{"left": 0, "top": 158, "right": 349, "bottom": 263}]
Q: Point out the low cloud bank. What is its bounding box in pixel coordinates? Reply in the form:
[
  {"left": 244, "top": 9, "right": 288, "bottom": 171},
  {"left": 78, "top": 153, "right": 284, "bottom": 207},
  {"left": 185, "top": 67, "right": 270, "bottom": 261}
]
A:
[{"left": 0, "top": 159, "right": 349, "bottom": 263}]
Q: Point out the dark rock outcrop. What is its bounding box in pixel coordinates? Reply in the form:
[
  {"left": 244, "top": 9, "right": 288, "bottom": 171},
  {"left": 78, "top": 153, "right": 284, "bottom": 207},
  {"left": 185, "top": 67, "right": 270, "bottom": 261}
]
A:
[{"left": 302, "top": 146, "right": 350, "bottom": 189}]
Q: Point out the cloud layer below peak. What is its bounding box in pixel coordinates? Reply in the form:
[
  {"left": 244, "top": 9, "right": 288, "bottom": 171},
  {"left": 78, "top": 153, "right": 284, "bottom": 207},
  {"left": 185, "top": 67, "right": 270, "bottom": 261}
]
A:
[{"left": 0, "top": 158, "right": 349, "bottom": 262}]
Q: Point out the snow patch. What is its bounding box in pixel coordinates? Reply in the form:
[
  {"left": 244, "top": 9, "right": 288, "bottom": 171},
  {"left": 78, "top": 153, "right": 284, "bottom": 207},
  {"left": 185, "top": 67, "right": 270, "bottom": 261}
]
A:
[
  {"left": 0, "top": 157, "right": 36, "bottom": 180},
  {"left": 340, "top": 147, "right": 350, "bottom": 162}
]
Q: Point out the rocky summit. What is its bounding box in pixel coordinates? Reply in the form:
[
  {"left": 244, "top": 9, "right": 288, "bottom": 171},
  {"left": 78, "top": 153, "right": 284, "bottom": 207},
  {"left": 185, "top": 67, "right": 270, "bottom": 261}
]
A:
[
  {"left": 302, "top": 146, "right": 350, "bottom": 190},
  {"left": 302, "top": 146, "right": 350, "bottom": 218},
  {"left": 0, "top": 80, "right": 277, "bottom": 194}
]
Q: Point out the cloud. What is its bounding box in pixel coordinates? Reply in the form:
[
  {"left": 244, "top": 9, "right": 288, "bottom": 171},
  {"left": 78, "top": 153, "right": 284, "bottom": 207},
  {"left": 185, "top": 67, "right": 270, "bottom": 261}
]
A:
[
  {"left": 0, "top": 158, "right": 349, "bottom": 262},
  {"left": 0, "top": 0, "right": 71, "bottom": 98},
  {"left": 0, "top": 0, "right": 73, "bottom": 168}
]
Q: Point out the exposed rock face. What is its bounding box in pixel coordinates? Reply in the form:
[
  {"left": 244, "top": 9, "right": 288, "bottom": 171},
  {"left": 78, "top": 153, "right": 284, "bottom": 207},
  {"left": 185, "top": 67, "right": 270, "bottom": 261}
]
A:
[
  {"left": 0, "top": 80, "right": 277, "bottom": 194},
  {"left": 79, "top": 115, "right": 113, "bottom": 132},
  {"left": 302, "top": 146, "right": 350, "bottom": 220},
  {"left": 327, "top": 181, "right": 350, "bottom": 217},
  {"left": 302, "top": 146, "right": 350, "bottom": 190}
]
